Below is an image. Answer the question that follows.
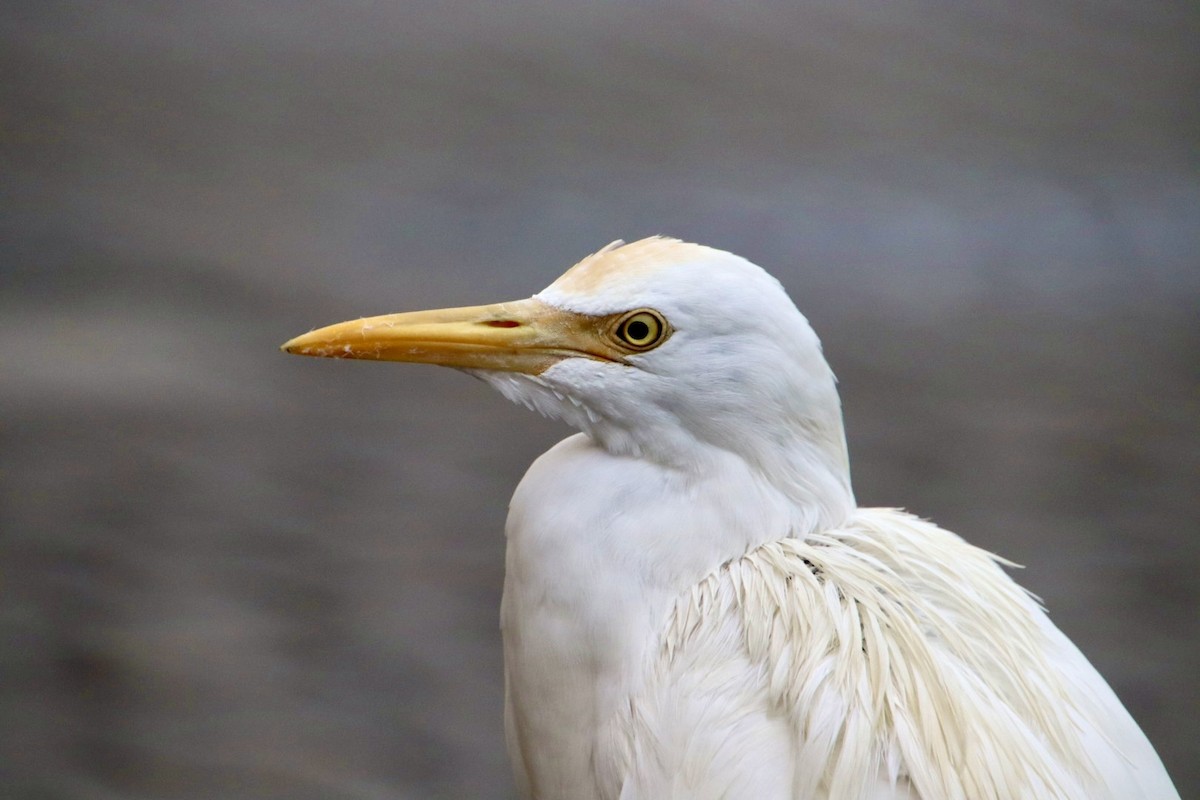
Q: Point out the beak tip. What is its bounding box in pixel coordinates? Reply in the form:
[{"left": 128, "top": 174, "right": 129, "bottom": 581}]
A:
[
  {"left": 280, "top": 332, "right": 351, "bottom": 359},
  {"left": 281, "top": 334, "right": 317, "bottom": 356}
]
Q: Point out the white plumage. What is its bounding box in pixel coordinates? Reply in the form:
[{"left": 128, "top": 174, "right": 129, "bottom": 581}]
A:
[{"left": 284, "top": 237, "right": 1179, "bottom": 799}]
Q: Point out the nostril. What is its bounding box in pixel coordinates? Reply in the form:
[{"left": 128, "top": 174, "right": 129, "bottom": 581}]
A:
[{"left": 484, "top": 320, "right": 521, "bottom": 328}]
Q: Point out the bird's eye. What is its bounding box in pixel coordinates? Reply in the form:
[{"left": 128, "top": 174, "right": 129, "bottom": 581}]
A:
[{"left": 615, "top": 310, "right": 668, "bottom": 350}]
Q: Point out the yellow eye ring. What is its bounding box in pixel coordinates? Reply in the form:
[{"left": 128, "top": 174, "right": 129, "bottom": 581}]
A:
[{"left": 615, "top": 310, "right": 668, "bottom": 350}]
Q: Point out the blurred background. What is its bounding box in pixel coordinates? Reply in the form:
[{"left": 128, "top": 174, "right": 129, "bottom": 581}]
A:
[{"left": 2, "top": 2, "right": 1197, "bottom": 798}]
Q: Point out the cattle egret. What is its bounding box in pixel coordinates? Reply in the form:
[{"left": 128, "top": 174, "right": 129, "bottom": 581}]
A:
[{"left": 283, "top": 237, "right": 1179, "bottom": 799}]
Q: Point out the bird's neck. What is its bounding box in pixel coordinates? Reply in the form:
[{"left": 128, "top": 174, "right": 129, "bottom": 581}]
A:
[
  {"left": 585, "top": 406, "right": 856, "bottom": 537},
  {"left": 755, "top": 419, "right": 856, "bottom": 534},
  {"left": 477, "top": 368, "right": 856, "bottom": 537}
]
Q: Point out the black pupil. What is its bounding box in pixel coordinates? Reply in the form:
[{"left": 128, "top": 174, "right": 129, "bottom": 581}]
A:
[{"left": 626, "top": 319, "right": 651, "bottom": 342}]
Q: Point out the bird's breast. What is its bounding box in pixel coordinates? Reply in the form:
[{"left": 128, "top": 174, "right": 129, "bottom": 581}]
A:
[{"left": 499, "top": 433, "right": 795, "bottom": 799}]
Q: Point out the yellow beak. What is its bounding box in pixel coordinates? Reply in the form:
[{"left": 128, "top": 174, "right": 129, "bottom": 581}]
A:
[{"left": 281, "top": 297, "right": 625, "bottom": 375}]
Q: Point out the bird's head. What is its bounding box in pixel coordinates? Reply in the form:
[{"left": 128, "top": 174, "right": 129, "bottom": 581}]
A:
[{"left": 284, "top": 237, "right": 854, "bottom": 524}]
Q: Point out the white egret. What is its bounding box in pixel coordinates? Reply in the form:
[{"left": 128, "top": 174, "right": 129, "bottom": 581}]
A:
[{"left": 283, "top": 237, "right": 1179, "bottom": 799}]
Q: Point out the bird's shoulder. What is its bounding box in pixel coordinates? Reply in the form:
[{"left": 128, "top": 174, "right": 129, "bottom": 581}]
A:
[{"left": 650, "top": 508, "right": 1105, "bottom": 800}]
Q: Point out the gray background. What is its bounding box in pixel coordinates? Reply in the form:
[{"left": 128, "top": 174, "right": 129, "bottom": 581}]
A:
[{"left": 2, "top": 2, "right": 1197, "bottom": 798}]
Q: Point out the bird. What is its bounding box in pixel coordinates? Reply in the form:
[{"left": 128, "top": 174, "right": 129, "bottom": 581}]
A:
[{"left": 282, "top": 237, "right": 1179, "bottom": 799}]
